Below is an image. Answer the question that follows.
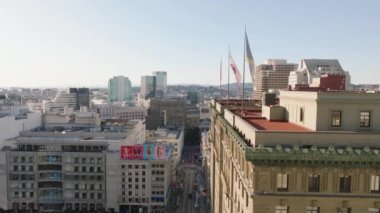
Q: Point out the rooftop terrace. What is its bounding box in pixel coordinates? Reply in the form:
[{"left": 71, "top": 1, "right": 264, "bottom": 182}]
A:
[{"left": 231, "top": 109, "right": 311, "bottom": 132}]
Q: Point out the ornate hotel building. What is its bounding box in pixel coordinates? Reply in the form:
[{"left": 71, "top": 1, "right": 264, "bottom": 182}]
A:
[{"left": 210, "top": 91, "right": 380, "bottom": 213}]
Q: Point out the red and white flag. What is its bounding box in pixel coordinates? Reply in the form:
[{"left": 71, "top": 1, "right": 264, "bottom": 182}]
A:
[{"left": 229, "top": 54, "right": 241, "bottom": 89}]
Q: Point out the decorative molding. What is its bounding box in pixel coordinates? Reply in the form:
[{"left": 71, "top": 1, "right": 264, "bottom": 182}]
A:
[{"left": 246, "top": 145, "right": 380, "bottom": 169}]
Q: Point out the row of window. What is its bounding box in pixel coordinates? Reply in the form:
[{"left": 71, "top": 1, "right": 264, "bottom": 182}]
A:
[
  {"left": 121, "top": 190, "right": 163, "bottom": 196},
  {"left": 38, "top": 155, "right": 61, "bottom": 163},
  {"left": 9, "top": 174, "right": 35, "bottom": 181},
  {"left": 63, "top": 174, "right": 103, "bottom": 181},
  {"left": 73, "top": 157, "right": 103, "bottom": 164},
  {"left": 152, "top": 170, "right": 165, "bottom": 175},
  {"left": 330, "top": 110, "right": 371, "bottom": 128},
  {"left": 122, "top": 184, "right": 146, "bottom": 190},
  {"left": 12, "top": 191, "right": 34, "bottom": 198},
  {"left": 276, "top": 206, "right": 380, "bottom": 213},
  {"left": 12, "top": 165, "right": 33, "bottom": 172},
  {"left": 276, "top": 174, "right": 380, "bottom": 193},
  {"left": 235, "top": 173, "right": 250, "bottom": 208},
  {"left": 73, "top": 183, "right": 102, "bottom": 190},
  {"left": 72, "top": 166, "right": 103, "bottom": 173},
  {"left": 298, "top": 107, "right": 373, "bottom": 129},
  {"left": 10, "top": 182, "right": 34, "bottom": 189},
  {"left": 15, "top": 145, "right": 107, "bottom": 152},
  {"left": 121, "top": 164, "right": 147, "bottom": 169},
  {"left": 122, "top": 171, "right": 147, "bottom": 176},
  {"left": 11, "top": 156, "right": 33, "bottom": 163},
  {"left": 65, "top": 203, "right": 103, "bottom": 211},
  {"left": 121, "top": 197, "right": 163, "bottom": 203},
  {"left": 154, "top": 177, "right": 165, "bottom": 182},
  {"left": 152, "top": 191, "right": 164, "bottom": 195},
  {"left": 122, "top": 177, "right": 146, "bottom": 183},
  {"left": 74, "top": 192, "right": 103, "bottom": 199}
]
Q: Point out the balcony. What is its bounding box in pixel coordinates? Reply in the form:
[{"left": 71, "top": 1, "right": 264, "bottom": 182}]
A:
[
  {"left": 38, "top": 196, "right": 64, "bottom": 204},
  {"left": 38, "top": 181, "right": 63, "bottom": 188},
  {"left": 38, "top": 164, "right": 62, "bottom": 171}
]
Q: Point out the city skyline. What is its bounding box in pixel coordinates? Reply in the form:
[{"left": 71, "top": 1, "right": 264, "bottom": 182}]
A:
[{"left": 1, "top": 0, "right": 380, "bottom": 87}]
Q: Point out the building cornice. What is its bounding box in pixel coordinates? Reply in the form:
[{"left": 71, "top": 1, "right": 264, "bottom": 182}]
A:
[{"left": 246, "top": 145, "right": 380, "bottom": 169}]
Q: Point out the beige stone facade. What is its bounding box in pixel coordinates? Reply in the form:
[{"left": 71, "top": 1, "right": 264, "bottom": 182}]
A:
[
  {"left": 209, "top": 91, "right": 380, "bottom": 213},
  {"left": 252, "top": 59, "right": 297, "bottom": 101}
]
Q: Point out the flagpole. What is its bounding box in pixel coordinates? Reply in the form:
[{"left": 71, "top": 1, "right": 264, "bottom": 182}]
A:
[
  {"left": 227, "top": 45, "right": 230, "bottom": 106},
  {"left": 219, "top": 57, "right": 222, "bottom": 99},
  {"left": 242, "top": 26, "right": 247, "bottom": 113}
]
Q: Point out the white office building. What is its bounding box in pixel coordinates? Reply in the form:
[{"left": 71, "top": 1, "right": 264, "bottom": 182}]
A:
[
  {"left": 95, "top": 103, "right": 147, "bottom": 121},
  {"left": 288, "top": 59, "right": 351, "bottom": 90},
  {"left": 0, "top": 117, "right": 175, "bottom": 213},
  {"left": 146, "top": 128, "right": 184, "bottom": 167}
]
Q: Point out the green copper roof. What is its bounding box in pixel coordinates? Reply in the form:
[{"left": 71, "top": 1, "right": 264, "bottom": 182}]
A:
[{"left": 246, "top": 145, "right": 380, "bottom": 169}]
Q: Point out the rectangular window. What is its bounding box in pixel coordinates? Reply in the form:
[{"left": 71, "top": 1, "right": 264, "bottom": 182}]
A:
[
  {"left": 339, "top": 175, "right": 351, "bottom": 193},
  {"left": 360, "top": 111, "right": 371, "bottom": 128},
  {"left": 331, "top": 110, "right": 342, "bottom": 127},
  {"left": 370, "top": 175, "right": 380, "bottom": 192},
  {"left": 306, "top": 206, "right": 320, "bottom": 213},
  {"left": 275, "top": 206, "right": 289, "bottom": 213},
  {"left": 308, "top": 174, "right": 320, "bottom": 192},
  {"left": 300, "top": 107, "right": 304, "bottom": 122},
  {"left": 338, "top": 208, "right": 351, "bottom": 213},
  {"left": 276, "top": 173, "right": 288, "bottom": 191}
]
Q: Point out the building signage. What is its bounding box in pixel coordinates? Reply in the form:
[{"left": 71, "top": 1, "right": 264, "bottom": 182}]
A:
[
  {"left": 121, "top": 144, "right": 170, "bottom": 160},
  {"left": 38, "top": 145, "right": 62, "bottom": 152}
]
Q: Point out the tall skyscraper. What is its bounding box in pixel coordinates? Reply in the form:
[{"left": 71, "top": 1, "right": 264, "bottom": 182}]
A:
[
  {"left": 252, "top": 59, "right": 297, "bottom": 100},
  {"left": 108, "top": 76, "right": 132, "bottom": 102},
  {"left": 152, "top": 71, "right": 167, "bottom": 98},
  {"left": 140, "top": 76, "right": 156, "bottom": 100}
]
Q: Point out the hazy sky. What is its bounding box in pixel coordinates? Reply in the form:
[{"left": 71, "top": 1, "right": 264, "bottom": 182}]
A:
[{"left": 1, "top": 0, "right": 379, "bottom": 87}]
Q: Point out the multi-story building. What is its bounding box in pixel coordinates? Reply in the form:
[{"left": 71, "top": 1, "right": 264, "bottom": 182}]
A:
[
  {"left": 186, "top": 106, "right": 200, "bottom": 129},
  {"left": 153, "top": 71, "right": 167, "bottom": 98},
  {"left": 95, "top": 103, "right": 147, "bottom": 121},
  {"left": 43, "top": 88, "right": 90, "bottom": 113},
  {"left": 113, "top": 144, "right": 174, "bottom": 213},
  {"left": 199, "top": 102, "right": 211, "bottom": 131},
  {"left": 108, "top": 76, "right": 132, "bottom": 102},
  {"left": 0, "top": 120, "right": 146, "bottom": 212},
  {"left": 252, "top": 59, "right": 297, "bottom": 100},
  {"left": 146, "top": 128, "right": 184, "bottom": 167},
  {"left": 1, "top": 129, "right": 113, "bottom": 212},
  {"left": 140, "top": 76, "right": 156, "bottom": 100},
  {"left": 146, "top": 98, "right": 186, "bottom": 130},
  {"left": 288, "top": 59, "right": 351, "bottom": 91},
  {"left": 209, "top": 91, "right": 380, "bottom": 213},
  {"left": 70, "top": 88, "right": 90, "bottom": 108}
]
